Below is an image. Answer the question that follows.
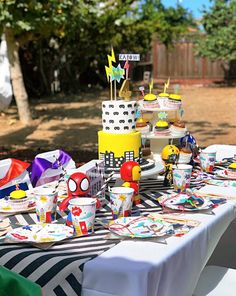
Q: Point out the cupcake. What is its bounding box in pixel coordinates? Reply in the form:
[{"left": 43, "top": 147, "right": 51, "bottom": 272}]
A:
[
  {"left": 154, "top": 120, "right": 170, "bottom": 136},
  {"left": 166, "top": 94, "right": 182, "bottom": 109},
  {"left": 178, "top": 147, "right": 192, "bottom": 164},
  {"left": 226, "top": 163, "right": 236, "bottom": 178},
  {"left": 157, "top": 92, "right": 169, "bottom": 108},
  {"left": 170, "top": 120, "right": 187, "bottom": 137},
  {"left": 143, "top": 93, "right": 159, "bottom": 108},
  {"left": 136, "top": 118, "right": 150, "bottom": 134},
  {"left": 8, "top": 189, "right": 30, "bottom": 211}
]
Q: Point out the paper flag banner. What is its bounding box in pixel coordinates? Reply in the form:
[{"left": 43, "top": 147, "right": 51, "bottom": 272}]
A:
[
  {"left": 124, "top": 60, "right": 129, "bottom": 79},
  {"left": 111, "top": 64, "right": 125, "bottom": 83},
  {"left": 141, "top": 137, "right": 147, "bottom": 146},
  {"left": 139, "top": 86, "right": 145, "bottom": 97},
  {"left": 179, "top": 108, "right": 184, "bottom": 118},
  {"left": 158, "top": 112, "right": 168, "bottom": 120},
  {"left": 164, "top": 77, "right": 170, "bottom": 93},
  {"left": 174, "top": 84, "right": 180, "bottom": 94},
  {"left": 136, "top": 109, "right": 142, "bottom": 119},
  {"left": 105, "top": 48, "right": 116, "bottom": 82},
  {"left": 119, "top": 54, "right": 140, "bottom": 61},
  {"left": 149, "top": 79, "right": 153, "bottom": 93}
]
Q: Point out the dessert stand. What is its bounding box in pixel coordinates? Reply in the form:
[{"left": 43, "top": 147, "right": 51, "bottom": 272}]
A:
[{"left": 139, "top": 103, "right": 186, "bottom": 159}]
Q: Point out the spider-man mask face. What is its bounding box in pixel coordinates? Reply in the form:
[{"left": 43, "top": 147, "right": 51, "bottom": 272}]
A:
[{"left": 67, "top": 172, "right": 90, "bottom": 197}]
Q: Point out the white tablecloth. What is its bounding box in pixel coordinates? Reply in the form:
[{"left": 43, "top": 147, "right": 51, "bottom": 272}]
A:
[{"left": 82, "top": 203, "right": 236, "bottom": 296}]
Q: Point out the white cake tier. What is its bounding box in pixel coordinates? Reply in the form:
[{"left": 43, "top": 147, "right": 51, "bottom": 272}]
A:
[{"left": 102, "top": 100, "right": 137, "bottom": 134}]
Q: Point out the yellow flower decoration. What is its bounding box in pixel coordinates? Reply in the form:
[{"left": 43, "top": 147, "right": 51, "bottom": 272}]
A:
[
  {"left": 40, "top": 195, "right": 47, "bottom": 202},
  {"left": 119, "top": 194, "right": 127, "bottom": 202}
]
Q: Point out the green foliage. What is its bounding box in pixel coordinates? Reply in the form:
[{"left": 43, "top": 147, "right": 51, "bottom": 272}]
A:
[
  {"left": 0, "top": 0, "right": 75, "bottom": 40},
  {"left": 0, "top": 0, "right": 195, "bottom": 94},
  {"left": 195, "top": 0, "right": 236, "bottom": 63},
  {"left": 140, "top": 0, "right": 195, "bottom": 46}
]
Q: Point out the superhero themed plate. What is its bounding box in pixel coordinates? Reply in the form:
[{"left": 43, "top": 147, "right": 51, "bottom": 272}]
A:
[
  {"left": 108, "top": 216, "right": 173, "bottom": 238},
  {"left": 214, "top": 170, "right": 236, "bottom": 180},
  {"left": 206, "top": 179, "right": 236, "bottom": 187},
  {"left": 159, "top": 193, "right": 214, "bottom": 212},
  {"left": 0, "top": 198, "right": 35, "bottom": 214},
  {"left": 6, "top": 223, "right": 74, "bottom": 243}
]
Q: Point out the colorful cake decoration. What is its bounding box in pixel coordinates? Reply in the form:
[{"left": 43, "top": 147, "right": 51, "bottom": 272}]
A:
[
  {"left": 105, "top": 48, "right": 125, "bottom": 100},
  {"left": 164, "top": 77, "right": 170, "bottom": 94}
]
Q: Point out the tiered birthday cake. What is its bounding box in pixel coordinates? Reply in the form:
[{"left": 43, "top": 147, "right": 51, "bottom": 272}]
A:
[{"left": 98, "top": 100, "right": 142, "bottom": 172}]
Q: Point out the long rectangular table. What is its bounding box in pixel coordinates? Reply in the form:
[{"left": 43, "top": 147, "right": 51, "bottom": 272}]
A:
[
  {"left": 1, "top": 177, "right": 236, "bottom": 296},
  {"left": 0, "top": 179, "right": 167, "bottom": 296},
  {"left": 82, "top": 202, "right": 236, "bottom": 296}
]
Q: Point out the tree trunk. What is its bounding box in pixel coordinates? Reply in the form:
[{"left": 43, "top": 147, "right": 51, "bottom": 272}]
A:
[{"left": 5, "top": 29, "right": 32, "bottom": 125}]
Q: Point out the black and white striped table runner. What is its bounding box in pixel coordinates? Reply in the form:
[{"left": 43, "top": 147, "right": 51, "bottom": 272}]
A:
[{"left": 0, "top": 179, "right": 185, "bottom": 296}]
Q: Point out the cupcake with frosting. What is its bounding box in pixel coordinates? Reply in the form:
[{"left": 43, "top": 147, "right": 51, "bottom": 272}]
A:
[
  {"left": 154, "top": 120, "right": 170, "bottom": 136},
  {"left": 143, "top": 93, "right": 159, "bottom": 108},
  {"left": 178, "top": 147, "right": 192, "bottom": 164},
  {"left": 136, "top": 118, "right": 150, "bottom": 134},
  {"left": 157, "top": 92, "right": 169, "bottom": 108},
  {"left": 166, "top": 94, "right": 182, "bottom": 109},
  {"left": 8, "top": 189, "right": 31, "bottom": 211},
  {"left": 170, "top": 120, "right": 187, "bottom": 137}
]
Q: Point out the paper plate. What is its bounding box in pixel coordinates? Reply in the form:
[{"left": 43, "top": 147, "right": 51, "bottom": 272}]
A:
[
  {"left": 159, "top": 193, "right": 213, "bottom": 212},
  {"left": 108, "top": 216, "right": 173, "bottom": 238},
  {"left": 206, "top": 179, "right": 236, "bottom": 187},
  {"left": 214, "top": 170, "right": 236, "bottom": 180},
  {"left": 6, "top": 223, "right": 74, "bottom": 243},
  {"left": 0, "top": 199, "right": 35, "bottom": 214}
]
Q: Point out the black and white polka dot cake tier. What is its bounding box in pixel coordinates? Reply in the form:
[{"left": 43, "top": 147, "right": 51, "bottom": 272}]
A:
[{"left": 102, "top": 100, "right": 137, "bottom": 134}]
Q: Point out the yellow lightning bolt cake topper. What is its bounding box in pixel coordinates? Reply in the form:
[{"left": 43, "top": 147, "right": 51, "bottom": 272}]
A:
[
  {"left": 164, "top": 77, "right": 170, "bottom": 93},
  {"left": 105, "top": 48, "right": 116, "bottom": 82},
  {"left": 149, "top": 78, "right": 153, "bottom": 94}
]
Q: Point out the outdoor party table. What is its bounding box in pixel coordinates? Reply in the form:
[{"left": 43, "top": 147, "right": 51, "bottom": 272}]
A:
[
  {"left": 1, "top": 162, "right": 236, "bottom": 296},
  {"left": 0, "top": 178, "right": 166, "bottom": 296},
  {"left": 82, "top": 201, "right": 236, "bottom": 296}
]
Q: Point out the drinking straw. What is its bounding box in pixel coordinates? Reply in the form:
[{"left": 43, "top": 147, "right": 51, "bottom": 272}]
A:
[
  {"left": 95, "top": 171, "right": 115, "bottom": 197},
  {"left": 52, "top": 155, "right": 67, "bottom": 193}
]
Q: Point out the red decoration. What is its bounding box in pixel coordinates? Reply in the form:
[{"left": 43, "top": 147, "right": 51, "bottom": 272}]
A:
[
  {"left": 59, "top": 172, "right": 90, "bottom": 212},
  {"left": 120, "top": 161, "right": 141, "bottom": 205},
  {"left": 71, "top": 206, "right": 82, "bottom": 216}
]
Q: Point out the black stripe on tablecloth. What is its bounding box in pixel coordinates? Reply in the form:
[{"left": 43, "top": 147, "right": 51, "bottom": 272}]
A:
[
  {"left": 0, "top": 178, "right": 178, "bottom": 296},
  {"left": 35, "top": 255, "right": 96, "bottom": 287},
  {"left": 66, "top": 273, "right": 82, "bottom": 295},
  {"left": 53, "top": 285, "right": 67, "bottom": 296}
]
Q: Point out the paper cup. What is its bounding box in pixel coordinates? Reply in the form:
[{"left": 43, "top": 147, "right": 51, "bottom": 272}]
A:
[
  {"left": 172, "top": 164, "right": 192, "bottom": 193},
  {"left": 178, "top": 152, "right": 192, "bottom": 164},
  {"left": 200, "top": 150, "right": 216, "bottom": 172},
  {"left": 68, "top": 198, "right": 96, "bottom": 236},
  {"left": 109, "top": 187, "right": 134, "bottom": 220},
  {"left": 34, "top": 188, "right": 58, "bottom": 223}
]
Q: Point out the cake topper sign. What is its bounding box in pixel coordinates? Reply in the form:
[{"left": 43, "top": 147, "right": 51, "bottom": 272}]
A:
[
  {"left": 119, "top": 54, "right": 140, "bottom": 61},
  {"left": 105, "top": 48, "right": 125, "bottom": 100},
  {"left": 149, "top": 79, "right": 153, "bottom": 94},
  {"left": 163, "top": 77, "right": 170, "bottom": 93}
]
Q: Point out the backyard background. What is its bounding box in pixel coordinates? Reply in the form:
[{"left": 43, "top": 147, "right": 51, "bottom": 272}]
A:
[
  {"left": 0, "top": 0, "right": 236, "bottom": 164},
  {"left": 0, "top": 84, "right": 235, "bottom": 164}
]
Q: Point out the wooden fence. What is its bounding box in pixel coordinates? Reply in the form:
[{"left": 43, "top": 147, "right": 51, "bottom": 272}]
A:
[{"left": 134, "top": 38, "right": 228, "bottom": 84}]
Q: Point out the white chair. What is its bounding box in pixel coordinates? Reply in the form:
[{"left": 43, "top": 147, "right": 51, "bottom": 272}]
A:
[{"left": 193, "top": 265, "right": 236, "bottom": 296}]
